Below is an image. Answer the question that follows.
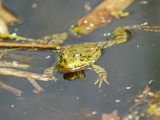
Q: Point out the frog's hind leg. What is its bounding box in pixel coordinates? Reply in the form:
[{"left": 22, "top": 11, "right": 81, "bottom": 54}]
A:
[
  {"left": 36, "top": 32, "right": 68, "bottom": 45},
  {"left": 108, "top": 25, "right": 160, "bottom": 46},
  {"left": 98, "top": 25, "right": 160, "bottom": 48},
  {"left": 98, "top": 27, "right": 128, "bottom": 48},
  {"left": 90, "top": 64, "right": 110, "bottom": 88},
  {"left": 140, "top": 25, "right": 160, "bottom": 32},
  {"left": 122, "top": 25, "right": 160, "bottom": 33}
]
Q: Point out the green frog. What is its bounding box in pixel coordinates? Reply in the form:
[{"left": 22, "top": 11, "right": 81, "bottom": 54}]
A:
[
  {"left": 1, "top": 25, "right": 160, "bottom": 88},
  {"left": 44, "top": 25, "right": 160, "bottom": 88}
]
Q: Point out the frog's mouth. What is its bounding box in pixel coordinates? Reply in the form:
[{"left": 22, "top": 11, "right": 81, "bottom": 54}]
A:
[{"left": 56, "top": 63, "right": 89, "bottom": 73}]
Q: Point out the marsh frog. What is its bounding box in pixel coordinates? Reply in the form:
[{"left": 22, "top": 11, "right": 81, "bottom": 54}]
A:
[
  {"left": 44, "top": 25, "right": 160, "bottom": 88},
  {"left": 4, "top": 25, "right": 158, "bottom": 88}
]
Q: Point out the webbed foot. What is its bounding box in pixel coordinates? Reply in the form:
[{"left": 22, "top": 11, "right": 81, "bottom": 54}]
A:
[
  {"left": 91, "top": 64, "right": 110, "bottom": 88},
  {"left": 98, "top": 27, "right": 128, "bottom": 48}
]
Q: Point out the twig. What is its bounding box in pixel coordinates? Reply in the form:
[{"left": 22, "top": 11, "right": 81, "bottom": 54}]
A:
[
  {"left": 0, "top": 67, "right": 57, "bottom": 93},
  {"left": 0, "top": 41, "right": 63, "bottom": 49},
  {"left": 28, "top": 78, "right": 44, "bottom": 92},
  {"left": 0, "top": 67, "right": 57, "bottom": 81},
  {"left": 0, "top": 82, "right": 22, "bottom": 96},
  {"left": 0, "top": 61, "right": 30, "bottom": 69}
]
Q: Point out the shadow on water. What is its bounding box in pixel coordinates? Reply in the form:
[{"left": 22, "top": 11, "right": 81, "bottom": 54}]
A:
[{"left": 0, "top": 0, "right": 160, "bottom": 120}]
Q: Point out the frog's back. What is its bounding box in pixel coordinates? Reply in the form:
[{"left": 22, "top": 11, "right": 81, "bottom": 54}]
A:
[{"left": 64, "top": 43, "right": 102, "bottom": 62}]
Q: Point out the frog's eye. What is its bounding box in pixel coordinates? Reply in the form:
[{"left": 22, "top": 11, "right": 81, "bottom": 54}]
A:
[
  {"left": 59, "top": 54, "right": 64, "bottom": 59},
  {"left": 75, "top": 53, "right": 82, "bottom": 57},
  {"left": 75, "top": 53, "right": 82, "bottom": 59}
]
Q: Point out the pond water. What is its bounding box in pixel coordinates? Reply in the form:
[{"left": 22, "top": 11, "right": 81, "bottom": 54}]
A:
[{"left": 0, "top": 0, "right": 160, "bottom": 120}]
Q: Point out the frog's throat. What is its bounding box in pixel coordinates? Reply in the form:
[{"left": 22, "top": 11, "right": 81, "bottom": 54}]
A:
[{"left": 56, "top": 64, "right": 91, "bottom": 73}]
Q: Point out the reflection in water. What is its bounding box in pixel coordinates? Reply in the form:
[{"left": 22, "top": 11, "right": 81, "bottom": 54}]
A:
[{"left": 63, "top": 70, "right": 85, "bottom": 81}]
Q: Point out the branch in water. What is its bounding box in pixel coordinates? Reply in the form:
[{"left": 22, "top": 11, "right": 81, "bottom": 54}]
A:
[
  {"left": 27, "top": 78, "right": 44, "bottom": 93},
  {"left": 0, "top": 67, "right": 57, "bottom": 81},
  {"left": 0, "top": 41, "right": 63, "bottom": 49},
  {"left": 0, "top": 82, "right": 23, "bottom": 96},
  {"left": 0, "top": 67, "right": 57, "bottom": 93},
  {"left": 0, "top": 61, "right": 30, "bottom": 69}
]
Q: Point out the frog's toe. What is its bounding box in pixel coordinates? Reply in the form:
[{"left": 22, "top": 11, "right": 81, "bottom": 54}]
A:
[
  {"left": 103, "top": 79, "right": 110, "bottom": 85},
  {"left": 94, "top": 78, "right": 110, "bottom": 88},
  {"left": 94, "top": 78, "right": 103, "bottom": 88}
]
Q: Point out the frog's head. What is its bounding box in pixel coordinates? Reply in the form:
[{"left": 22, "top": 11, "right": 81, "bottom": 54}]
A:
[{"left": 56, "top": 52, "right": 91, "bottom": 73}]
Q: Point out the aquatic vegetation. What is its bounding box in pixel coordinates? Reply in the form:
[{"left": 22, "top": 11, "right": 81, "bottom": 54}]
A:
[
  {"left": 102, "top": 85, "right": 160, "bottom": 120},
  {"left": 148, "top": 91, "right": 160, "bottom": 116}
]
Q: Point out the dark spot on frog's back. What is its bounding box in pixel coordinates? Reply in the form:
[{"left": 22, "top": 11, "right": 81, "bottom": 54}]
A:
[
  {"left": 95, "top": 54, "right": 99, "bottom": 58},
  {"left": 84, "top": 46, "right": 94, "bottom": 48},
  {"left": 84, "top": 50, "right": 92, "bottom": 52}
]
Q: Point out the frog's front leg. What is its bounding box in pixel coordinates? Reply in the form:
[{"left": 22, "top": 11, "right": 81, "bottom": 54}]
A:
[{"left": 90, "top": 64, "right": 110, "bottom": 88}]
